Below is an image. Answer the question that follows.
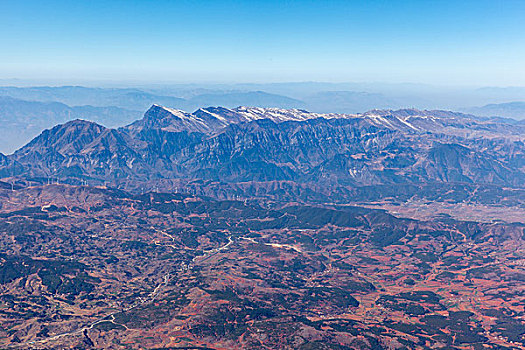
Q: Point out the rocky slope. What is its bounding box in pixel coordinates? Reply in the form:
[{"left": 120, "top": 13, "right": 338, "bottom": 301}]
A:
[
  {"left": 0, "top": 96, "right": 141, "bottom": 153},
  {"left": 1, "top": 106, "right": 524, "bottom": 201},
  {"left": 1, "top": 106, "right": 525, "bottom": 349}
]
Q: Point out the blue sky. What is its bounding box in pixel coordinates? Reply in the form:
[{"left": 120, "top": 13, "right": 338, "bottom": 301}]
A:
[{"left": 1, "top": 0, "right": 524, "bottom": 85}]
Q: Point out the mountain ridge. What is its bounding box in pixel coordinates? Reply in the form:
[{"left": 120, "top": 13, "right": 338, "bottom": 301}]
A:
[{"left": 1, "top": 105, "right": 523, "bottom": 201}]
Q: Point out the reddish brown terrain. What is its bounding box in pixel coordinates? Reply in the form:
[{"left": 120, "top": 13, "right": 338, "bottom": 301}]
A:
[
  {"left": 0, "top": 107, "right": 524, "bottom": 349},
  {"left": 0, "top": 184, "right": 524, "bottom": 349}
]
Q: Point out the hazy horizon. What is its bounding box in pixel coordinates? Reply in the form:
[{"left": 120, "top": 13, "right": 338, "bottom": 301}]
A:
[
  {"left": 1, "top": 78, "right": 525, "bottom": 90},
  {"left": 2, "top": 2, "right": 525, "bottom": 349},
  {"left": 2, "top": 0, "right": 525, "bottom": 86}
]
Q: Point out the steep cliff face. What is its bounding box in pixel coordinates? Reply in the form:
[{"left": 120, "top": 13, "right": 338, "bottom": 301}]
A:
[
  {"left": 0, "top": 152, "right": 24, "bottom": 178},
  {"left": 125, "top": 105, "right": 217, "bottom": 134},
  {"left": 1, "top": 106, "right": 524, "bottom": 196}
]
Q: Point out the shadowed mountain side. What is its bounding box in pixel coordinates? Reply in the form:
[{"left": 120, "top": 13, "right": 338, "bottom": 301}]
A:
[
  {"left": 1, "top": 106, "right": 523, "bottom": 203},
  {"left": 0, "top": 96, "right": 142, "bottom": 153}
]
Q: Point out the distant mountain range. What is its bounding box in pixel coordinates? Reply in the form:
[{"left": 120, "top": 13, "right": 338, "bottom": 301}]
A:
[
  {"left": 0, "top": 86, "right": 306, "bottom": 112},
  {"left": 2, "top": 86, "right": 525, "bottom": 350},
  {"left": 0, "top": 86, "right": 400, "bottom": 153},
  {"left": 0, "top": 88, "right": 309, "bottom": 152},
  {"left": 302, "top": 91, "right": 398, "bottom": 113},
  {"left": 0, "top": 96, "right": 142, "bottom": 154},
  {"left": 0, "top": 86, "right": 188, "bottom": 111},
  {"left": 1, "top": 105, "right": 523, "bottom": 203},
  {"left": 1, "top": 84, "right": 525, "bottom": 154},
  {"left": 0, "top": 85, "right": 399, "bottom": 113},
  {"left": 464, "top": 101, "right": 525, "bottom": 120}
]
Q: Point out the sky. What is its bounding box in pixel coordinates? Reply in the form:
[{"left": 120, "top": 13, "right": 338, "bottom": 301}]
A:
[{"left": 1, "top": 0, "right": 524, "bottom": 86}]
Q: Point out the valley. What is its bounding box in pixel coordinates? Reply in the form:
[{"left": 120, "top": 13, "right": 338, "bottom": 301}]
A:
[
  {"left": 0, "top": 184, "right": 523, "bottom": 349},
  {"left": 0, "top": 106, "right": 524, "bottom": 349}
]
